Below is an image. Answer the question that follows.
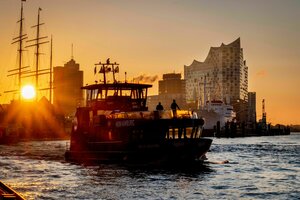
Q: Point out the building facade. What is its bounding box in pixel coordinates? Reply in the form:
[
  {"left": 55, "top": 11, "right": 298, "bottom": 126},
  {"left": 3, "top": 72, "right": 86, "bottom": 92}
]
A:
[
  {"left": 159, "top": 73, "right": 185, "bottom": 95},
  {"left": 53, "top": 59, "right": 83, "bottom": 116},
  {"left": 248, "top": 92, "right": 256, "bottom": 126},
  {"left": 184, "top": 38, "right": 248, "bottom": 107},
  {"left": 147, "top": 73, "right": 186, "bottom": 111}
]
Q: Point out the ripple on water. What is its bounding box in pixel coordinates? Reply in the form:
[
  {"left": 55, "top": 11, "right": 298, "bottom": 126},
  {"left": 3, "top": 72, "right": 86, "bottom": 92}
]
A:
[{"left": 1, "top": 135, "right": 300, "bottom": 199}]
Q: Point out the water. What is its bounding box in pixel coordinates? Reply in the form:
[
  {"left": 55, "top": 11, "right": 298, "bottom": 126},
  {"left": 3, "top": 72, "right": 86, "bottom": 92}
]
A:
[{"left": 1, "top": 134, "right": 299, "bottom": 200}]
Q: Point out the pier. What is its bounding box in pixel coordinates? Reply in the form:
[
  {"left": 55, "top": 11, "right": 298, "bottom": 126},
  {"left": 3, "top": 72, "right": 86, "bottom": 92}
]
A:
[{"left": 202, "top": 121, "right": 291, "bottom": 138}]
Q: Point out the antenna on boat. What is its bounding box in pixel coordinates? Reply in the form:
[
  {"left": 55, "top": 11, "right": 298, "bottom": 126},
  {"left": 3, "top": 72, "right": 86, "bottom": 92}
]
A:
[{"left": 94, "top": 58, "right": 119, "bottom": 84}]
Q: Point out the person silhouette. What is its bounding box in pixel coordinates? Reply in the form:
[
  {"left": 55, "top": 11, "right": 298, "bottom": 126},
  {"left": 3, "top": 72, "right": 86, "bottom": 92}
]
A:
[
  {"left": 156, "top": 102, "right": 164, "bottom": 111},
  {"left": 170, "top": 99, "right": 180, "bottom": 118},
  {"left": 191, "top": 110, "right": 198, "bottom": 138}
]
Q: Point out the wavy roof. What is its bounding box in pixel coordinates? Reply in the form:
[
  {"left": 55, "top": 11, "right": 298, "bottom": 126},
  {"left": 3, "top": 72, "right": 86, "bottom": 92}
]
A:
[{"left": 185, "top": 38, "right": 241, "bottom": 68}]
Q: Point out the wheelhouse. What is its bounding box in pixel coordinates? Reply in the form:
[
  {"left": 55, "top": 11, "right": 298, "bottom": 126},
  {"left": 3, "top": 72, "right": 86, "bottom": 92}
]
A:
[{"left": 83, "top": 83, "right": 152, "bottom": 112}]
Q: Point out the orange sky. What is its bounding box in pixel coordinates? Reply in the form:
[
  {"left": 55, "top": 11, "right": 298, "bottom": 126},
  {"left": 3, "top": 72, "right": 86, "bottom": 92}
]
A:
[{"left": 0, "top": 0, "right": 299, "bottom": 125}]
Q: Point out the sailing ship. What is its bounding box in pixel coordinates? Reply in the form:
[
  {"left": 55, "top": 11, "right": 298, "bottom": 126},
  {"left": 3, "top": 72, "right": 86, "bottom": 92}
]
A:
[
  {"left": 0, "top": 1, "right": 67, "bottom": 143},
  {"left": 65, "top": 59, "right": 212, "bottom": 165}
]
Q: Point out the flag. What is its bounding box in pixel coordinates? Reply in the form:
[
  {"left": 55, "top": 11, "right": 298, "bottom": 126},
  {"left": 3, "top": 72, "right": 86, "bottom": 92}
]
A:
[
  {"left": 114, "top": 66, "right": 119, "bottom": 73},
  {"left": 39, "top": 7, "right": 42, "bottom": 11},
  {"left": 106, "top": 58, "right": 110, "bottom": 64},
  {"left": 99, "top": 66, "right": 104, "bottom": 73},
  {"left": 106, "top": 67, "right": 111, "bottom": 72}
]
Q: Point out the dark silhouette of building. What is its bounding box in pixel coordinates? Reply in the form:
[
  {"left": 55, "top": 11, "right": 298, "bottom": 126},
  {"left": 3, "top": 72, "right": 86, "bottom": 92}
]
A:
[
  {"left": 148, "top": 73, "right": 186, "bottom": 110},
  {"left": 159, "top": 73, "right": 185, "bottom": 95},
  {"left": 248, "top": 92, "right": 256, "bottom": 127},
  {"left": 53, "top": 59, "right": 83, "bottom": 116}
]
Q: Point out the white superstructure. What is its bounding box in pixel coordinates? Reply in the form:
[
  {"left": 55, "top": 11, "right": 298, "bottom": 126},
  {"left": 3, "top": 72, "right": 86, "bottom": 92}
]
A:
[{"left": 198, "top": 100, "right": 236, "bottom": 129}]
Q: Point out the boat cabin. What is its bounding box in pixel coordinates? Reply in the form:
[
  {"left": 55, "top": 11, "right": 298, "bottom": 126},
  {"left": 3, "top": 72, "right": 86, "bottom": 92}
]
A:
[{"left": 82, "top": 82, "right": 152, "bottom": 112}]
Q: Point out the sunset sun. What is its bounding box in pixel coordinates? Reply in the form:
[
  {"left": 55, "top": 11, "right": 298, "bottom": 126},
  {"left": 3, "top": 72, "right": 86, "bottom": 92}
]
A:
[{"left": 21, "top": 85, "right": 36, "bottom": 100}]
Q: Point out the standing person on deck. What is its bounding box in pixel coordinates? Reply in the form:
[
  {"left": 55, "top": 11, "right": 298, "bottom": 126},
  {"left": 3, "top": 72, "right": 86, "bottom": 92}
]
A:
[
  {"left": 170, "top": 99, "right": 180, "bottom": 118},
  {"left": 156, "top": 102, "right": 164, "bottom": 111},
  {"left": 191, "top": 110, "right": 198, "bottom": 138}
]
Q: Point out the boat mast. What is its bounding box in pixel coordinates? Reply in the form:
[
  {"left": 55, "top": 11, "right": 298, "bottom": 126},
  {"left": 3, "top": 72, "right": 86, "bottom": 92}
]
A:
[
  {"left": 26, "top": 7, "right": 49, "bottom": 101},
  {"left": 7, "top": 0, "right": 28, "bottom": 100},
  {"left": 18, "top": 1, "right": 24, "bottom": 100},
  {"left": 49, "top": 35, "right": 53, "bottom": 104},
  {"left": 35, "top": 8, "right": 40, "bottom": 92}
]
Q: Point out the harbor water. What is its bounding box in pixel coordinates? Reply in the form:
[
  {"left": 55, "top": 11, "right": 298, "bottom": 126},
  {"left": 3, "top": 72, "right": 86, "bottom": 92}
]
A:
[{"left": 0, "top": 133, "right": 299, "bottom": 200}]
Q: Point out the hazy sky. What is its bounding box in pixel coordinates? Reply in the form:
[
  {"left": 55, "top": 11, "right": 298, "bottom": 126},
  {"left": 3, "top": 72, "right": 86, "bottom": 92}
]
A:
[{"left": 0, "top": 0, "right": 299, "bottom": 124}]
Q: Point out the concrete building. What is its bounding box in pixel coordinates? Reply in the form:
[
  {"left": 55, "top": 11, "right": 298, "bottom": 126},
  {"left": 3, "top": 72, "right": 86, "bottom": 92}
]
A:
[
  {"left": 159, "top": 73, "right": 185, "bottom": 95},
  {"left": 147, "top": 73, "right": 186, "bottom": 111},
  {"left": 248, "top": 92, "right": 256, "bottom": 126},
  {"left": 184, "top": 38, "right": 248, "bottom": 107},
  {"left": 53, "top": 59, "right": 83, "bottom": 116}
]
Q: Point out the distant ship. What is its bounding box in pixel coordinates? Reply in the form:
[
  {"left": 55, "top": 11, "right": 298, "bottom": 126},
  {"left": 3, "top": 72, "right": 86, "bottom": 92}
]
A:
[
  {"left": 65, "top": 59, "right": 212, "bottom": 165},
  {"left": 198, "top": 100, "right": 236, "bottom": 130},
  {"left": 194, "top": 74, "right": 236, "bottom": 130}
]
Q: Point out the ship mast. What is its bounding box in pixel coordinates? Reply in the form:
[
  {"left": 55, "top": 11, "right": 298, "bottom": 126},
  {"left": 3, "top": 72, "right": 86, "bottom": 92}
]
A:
[
  {"left": 49, "top": 35, "right": 53, "bottom": 104},
  {"left": 6, "top": 0, "right": 29, "bottom": 100},
  {"left": 17, "top": 1, "right": 25, "bottom": 100},
  {"left": 35, "top": 8, "right": 41, "bottom": 91},
  {"left": 26, "top": 7, "right": 49, "bottom": 101}
]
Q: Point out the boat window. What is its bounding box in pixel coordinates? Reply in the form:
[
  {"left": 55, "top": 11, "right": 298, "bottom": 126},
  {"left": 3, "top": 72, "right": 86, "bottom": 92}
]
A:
[
  {"left": 107, "top": 90, "right": 115, "bottom": 97},
  {"left": 86, "top": 90, "right": 91, "bottom": 101},
  {"left": 97, "top": 89, "right": 103, "bottom": 99},
  {"left": 139, "top": 88, "right": 147, "bottom": 99},
  {"left": 92, "top": 89, "right": 98, "bottom": 100},
  {"left": 90, "top": 90, "right": 94, "bottom": 100},
  {"left": 122, "top": 90, "right": 131, "bottom": 97},
  {"left": 131, "top": 90, "right": 138, "bottom": 99}
]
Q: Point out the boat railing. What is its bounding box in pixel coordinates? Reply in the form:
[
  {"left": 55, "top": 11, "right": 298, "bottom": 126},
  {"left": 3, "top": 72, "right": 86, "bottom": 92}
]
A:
[
  {"left": 166, "top": 127, "right": 203, "bottom": 140},
  {"left": 105, "top": 110, "right": 192, "bottom": 120},
  {"left": 175, "top": 110, "right": 192, "bottom": 119}
]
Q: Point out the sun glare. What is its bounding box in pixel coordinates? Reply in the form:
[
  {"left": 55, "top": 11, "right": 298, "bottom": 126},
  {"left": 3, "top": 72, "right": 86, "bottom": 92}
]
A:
[{"left": 21, "top": 85, "right": 36, "bottom": 100}]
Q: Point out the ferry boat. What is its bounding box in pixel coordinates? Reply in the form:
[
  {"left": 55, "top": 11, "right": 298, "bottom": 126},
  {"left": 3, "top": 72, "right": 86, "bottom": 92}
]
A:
[{"left": 65, "top": 59, "right": 212, "bottom": 165}]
